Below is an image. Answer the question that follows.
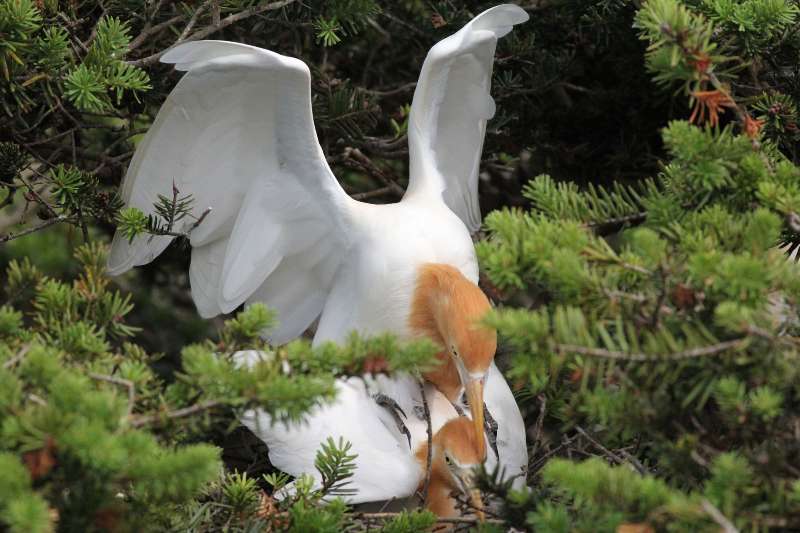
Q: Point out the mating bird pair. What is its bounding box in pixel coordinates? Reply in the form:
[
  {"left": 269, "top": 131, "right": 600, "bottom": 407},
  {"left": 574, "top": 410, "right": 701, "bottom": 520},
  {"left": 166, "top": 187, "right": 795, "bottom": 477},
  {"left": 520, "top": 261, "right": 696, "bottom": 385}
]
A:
[{"left": 108, "top": 4, "right": 530, "bottom": 519}]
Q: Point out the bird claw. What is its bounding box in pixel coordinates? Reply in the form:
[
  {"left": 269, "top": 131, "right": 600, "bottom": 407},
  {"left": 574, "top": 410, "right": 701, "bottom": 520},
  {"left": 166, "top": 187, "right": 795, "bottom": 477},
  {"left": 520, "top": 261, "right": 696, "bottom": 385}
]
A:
[
  {"left": 484, "top": 402, "right": 499, "bottom": 459},
  {"left": 373, "top": 393, "right": 412, "bottom": 449}
]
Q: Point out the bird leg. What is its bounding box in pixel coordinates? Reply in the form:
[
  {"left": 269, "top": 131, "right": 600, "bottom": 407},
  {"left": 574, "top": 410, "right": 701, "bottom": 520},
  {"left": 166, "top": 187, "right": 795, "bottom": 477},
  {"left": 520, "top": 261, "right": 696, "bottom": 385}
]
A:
[
  {"left": 483, "top": 402, "right": 499, "bottom": 460},
  {"left": 373, "top": 393, "right": 411, "bottom": 449}
]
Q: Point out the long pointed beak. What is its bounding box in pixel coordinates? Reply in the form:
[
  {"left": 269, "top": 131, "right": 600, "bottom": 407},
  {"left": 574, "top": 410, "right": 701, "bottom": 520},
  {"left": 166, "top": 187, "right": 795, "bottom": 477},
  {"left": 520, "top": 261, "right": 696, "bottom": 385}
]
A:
[
  {"left": 470, "top": 488, "right": 485, "bottom": 521},
  {"left": 456, "top": 470, "right": 485, "bottom": 522},
  {"left": 465, "top": 378, "right": 486, "bottom": 460}
]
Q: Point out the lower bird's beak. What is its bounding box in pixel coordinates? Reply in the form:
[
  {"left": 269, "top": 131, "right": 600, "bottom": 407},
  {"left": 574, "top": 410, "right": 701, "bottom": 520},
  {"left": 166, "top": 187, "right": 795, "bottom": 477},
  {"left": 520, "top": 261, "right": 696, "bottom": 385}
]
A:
[
  {"left": 470, "top": 488, "right": 485, "bottom": 521},
  {"left": 456, "top": 470, "right": 485, "bottom": 522},
  {"left": 465, "top": 378, "right": 486, "bottom": 460}
]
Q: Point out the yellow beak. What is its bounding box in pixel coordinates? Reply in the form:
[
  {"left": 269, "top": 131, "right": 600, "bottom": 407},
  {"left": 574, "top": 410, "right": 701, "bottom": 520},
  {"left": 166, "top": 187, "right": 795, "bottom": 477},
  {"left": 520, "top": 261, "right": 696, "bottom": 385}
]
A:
[
  {"left": 465, "top": 378, "right": 486, "bottom": 460},
  {"left": 470, "top": 488, "right": 485, "bottom": 521},
  {"left": 456, "top": 470, "right": 484, "bottom": 522}
]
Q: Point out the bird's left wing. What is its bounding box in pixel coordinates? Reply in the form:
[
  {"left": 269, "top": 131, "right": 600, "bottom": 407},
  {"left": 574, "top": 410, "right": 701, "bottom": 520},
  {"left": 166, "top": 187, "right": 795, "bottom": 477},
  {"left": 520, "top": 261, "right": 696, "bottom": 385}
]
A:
[
  {"left": 235, "top": 352, "right": 422, "bottom": 504},
  {"left": 108, "top": 41, "right": 355, "bottom": 343},
  {"left": 405, "top": 5, "right": 528, "bottom": 232}
]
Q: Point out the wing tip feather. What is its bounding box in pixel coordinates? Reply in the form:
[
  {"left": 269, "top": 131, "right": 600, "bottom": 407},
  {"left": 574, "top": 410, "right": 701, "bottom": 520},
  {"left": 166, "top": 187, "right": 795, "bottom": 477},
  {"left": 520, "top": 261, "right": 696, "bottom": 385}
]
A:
[
  {"left": 471, "top": 4, "right": 530, "bottom": 36},
  {"left": 161, "top": 40, "right": 311, "bottom": 78}
]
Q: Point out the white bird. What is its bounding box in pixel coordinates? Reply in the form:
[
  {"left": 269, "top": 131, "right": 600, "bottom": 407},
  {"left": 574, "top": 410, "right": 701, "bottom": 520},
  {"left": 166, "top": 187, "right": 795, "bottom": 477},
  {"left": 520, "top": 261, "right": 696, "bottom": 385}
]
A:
[
  {"left": 234, "top": 350, "right": 488, "bottom": 518},
  {"left": 107, "top": 3, "right": 529, "bottom": 501}
]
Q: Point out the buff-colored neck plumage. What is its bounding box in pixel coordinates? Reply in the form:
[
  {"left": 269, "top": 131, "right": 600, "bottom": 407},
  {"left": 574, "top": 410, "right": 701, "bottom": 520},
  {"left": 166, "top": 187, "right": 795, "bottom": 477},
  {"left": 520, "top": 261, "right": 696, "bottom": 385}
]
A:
[
  {"left": 415, "top": 417, "right": 483, "bottom": 523},
  {"left": 408, "top": 263, "right": 496, "bottom": 401}
]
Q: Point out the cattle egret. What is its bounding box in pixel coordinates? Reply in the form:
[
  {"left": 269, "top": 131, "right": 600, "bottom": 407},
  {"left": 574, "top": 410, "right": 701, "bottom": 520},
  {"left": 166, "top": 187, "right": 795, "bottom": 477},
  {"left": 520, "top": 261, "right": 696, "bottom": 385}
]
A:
[
  {"left": 236, "top": 350, "right": 489, "bottom": 518},
  {"left": 107, "top": 4, "right": 529, "bottom": 483}
]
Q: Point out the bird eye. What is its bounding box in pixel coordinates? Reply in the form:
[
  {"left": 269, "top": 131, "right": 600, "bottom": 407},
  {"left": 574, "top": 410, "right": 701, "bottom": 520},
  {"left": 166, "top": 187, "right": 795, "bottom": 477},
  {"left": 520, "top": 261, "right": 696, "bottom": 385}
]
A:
[
  {"left": 445, "top": 455, "right": 452, "bottom": 465},
  {"left": 450, "top": 345, "right": 459, "bottom": 358}
]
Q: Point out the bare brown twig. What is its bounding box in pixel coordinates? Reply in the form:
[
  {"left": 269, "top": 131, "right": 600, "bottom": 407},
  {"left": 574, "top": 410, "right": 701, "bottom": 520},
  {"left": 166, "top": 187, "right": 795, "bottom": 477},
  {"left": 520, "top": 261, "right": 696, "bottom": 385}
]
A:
[
  {"left": 553, "top": 338, "right": 747, "bottom": 362},
  {"left": 702, "top": 499, "right": 740, "bottom": 533},
  {"left": 417, "top": 379, "right": 433, "bottom": 505},
  {"left": 128, "top": 0, "right": 298, "bottom": 67},
  {"left": 89, "top": 372, "right": 136, "bottom": 418},
  {"left": 0, "top": 215, "right": 71, "bottom": 244},
  {"left": 129, "top": 400, "right": 221, "bottom": 427},
  {"left": 342, "top": 147, "right": 405, "bottom": 197},
  {"left": 3, "top": 344, "right": 31, "bottom": 369},
  {"left": 356, "top": 512, "right": 504, "bottom": 526}
]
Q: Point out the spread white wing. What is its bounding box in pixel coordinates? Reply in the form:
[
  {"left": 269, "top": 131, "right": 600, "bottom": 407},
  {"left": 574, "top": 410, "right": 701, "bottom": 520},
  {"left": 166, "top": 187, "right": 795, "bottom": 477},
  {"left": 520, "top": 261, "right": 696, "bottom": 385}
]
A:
[
  {"left": 405, "top": 5, "right": 529, "bottom": 232},
  {"left": 107, "top": 41, "right": 354, "bottom": 343},
  {"left": 234, "top": 351, "right": 422, "bottom": 504}
]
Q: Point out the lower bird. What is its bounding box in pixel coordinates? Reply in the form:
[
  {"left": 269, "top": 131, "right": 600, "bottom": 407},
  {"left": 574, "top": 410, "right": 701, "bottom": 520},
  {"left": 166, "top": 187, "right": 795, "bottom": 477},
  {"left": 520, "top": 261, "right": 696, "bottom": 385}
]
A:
[{"left": 235, "top": 351, "right": 490, "bottom": 519}]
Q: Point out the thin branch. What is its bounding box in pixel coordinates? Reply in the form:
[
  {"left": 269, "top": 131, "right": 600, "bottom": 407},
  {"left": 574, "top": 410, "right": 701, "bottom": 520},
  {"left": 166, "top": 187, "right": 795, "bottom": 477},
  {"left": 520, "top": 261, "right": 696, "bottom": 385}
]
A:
[
  {"left": 352, "top": 186, "right": 395, "bottom": 201},
  {"left": 701, "top": 499, "right": 740, "bottom": 533},
  {"left": 356, "top": 512, "right": 504, "bottom": 526},
  {"left": 128, "top": 400, "right": 221, "bottom": 427},
  {"left": 342, "top": 147, "right": 405, "bottom": 197},
  {"left": 575, "top": 425, "right": 646, "bottom": 475},
  {"left": 128, "top": 14, "right": 186, "bottom": 51},
  {"left": 17, "top": 173, "right": 59, "bottom": 218},
  {"left": 28, "top": 393, "right": 48, "bottom": 406},
  {"left": 530, "top": 393, "right": 546, "bottom": 460},
  {"left": 584, "top": 211, "right": 648, "bottom": 235},
  {"left": 3, "top": 344, "right": 31, "bottom": 369},
  {"left": 89, "top": 372, "right": 136, "bottom": 418},
  {"left": 554, "top": 338, "right": 747, "bottom": 362},
  {"left": 363, "top": 82, "right": 417, "bottom": 96},
  {"left": 128, "top": 0, "right": 298, "bottom": 67},
  {"left": 178, "top": 0, "right": 214, "bottom": 41},
  {"left": 0, "top": 215, "right": 70, "bottom": 244},
  {"left": 19, "top": 169, "right": 62, "bottom": 220}
]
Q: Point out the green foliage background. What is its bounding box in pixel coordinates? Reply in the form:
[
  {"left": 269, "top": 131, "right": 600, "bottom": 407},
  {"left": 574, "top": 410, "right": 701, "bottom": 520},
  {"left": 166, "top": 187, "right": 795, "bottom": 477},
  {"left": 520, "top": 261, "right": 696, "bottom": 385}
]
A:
[{"left": 2, "top": 0, "right": 800, "bottom": 531}]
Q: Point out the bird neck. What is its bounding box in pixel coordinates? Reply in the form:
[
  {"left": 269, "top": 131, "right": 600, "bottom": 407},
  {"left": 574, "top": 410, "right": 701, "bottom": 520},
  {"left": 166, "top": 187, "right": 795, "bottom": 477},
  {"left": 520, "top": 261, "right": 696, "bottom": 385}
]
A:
[
  {"left": 415, "top": 446, "right": 459, "bottom": 518},
  {"left": 408, "top": 263, "right": 481, "bottom": 400}
]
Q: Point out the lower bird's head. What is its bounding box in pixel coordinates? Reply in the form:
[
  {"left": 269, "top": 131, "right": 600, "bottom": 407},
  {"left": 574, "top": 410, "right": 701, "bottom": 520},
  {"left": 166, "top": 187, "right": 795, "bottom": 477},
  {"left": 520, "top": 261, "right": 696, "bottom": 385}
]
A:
[
  {"left": 432, "top": 416, "right": 486, "bottom": 519},
  {"left": 410, "top": 263, "right": 497, "bottom": 460}
]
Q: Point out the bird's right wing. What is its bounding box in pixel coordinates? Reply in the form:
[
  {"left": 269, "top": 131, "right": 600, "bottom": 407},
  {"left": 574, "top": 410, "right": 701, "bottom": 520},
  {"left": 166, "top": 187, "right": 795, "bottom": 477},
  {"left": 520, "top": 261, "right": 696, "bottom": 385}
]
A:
[
  {"left": 405, "top": 5, "right": 529, "bottom": 232},
  {"left": 235, "top": 352, "right": 422, "bottom": 504},
  {"left": 108, "top": 41, "right": 354, "bottom": 343}
]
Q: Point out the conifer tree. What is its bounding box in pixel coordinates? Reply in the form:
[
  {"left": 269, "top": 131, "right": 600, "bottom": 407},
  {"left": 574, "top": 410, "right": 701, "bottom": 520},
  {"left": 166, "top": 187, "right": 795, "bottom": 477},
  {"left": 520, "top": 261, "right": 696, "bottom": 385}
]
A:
[{"left": 2, "top": 0, "right": 800, "bottom": 531}]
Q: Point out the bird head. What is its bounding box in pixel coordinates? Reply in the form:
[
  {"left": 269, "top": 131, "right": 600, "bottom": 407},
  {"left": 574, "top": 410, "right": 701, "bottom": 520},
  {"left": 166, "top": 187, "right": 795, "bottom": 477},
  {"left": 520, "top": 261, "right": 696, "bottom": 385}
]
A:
[
  {"left": 410, "top": 264, "right": 497, "bottom": 460},
  {"left": 433, "top": 416, "right": 486, "bottom": 520}
]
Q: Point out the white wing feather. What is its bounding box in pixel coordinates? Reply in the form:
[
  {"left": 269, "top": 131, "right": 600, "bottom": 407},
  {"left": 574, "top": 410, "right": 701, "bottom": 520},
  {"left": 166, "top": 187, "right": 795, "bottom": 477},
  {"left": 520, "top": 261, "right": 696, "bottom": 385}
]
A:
[
  {"left": 234, "top": 351, "right": 422, "bottom": 504},
  {"left": 107, "top": 41, "right": 353, "bottom": 343},
  {"left": 405, "top": 5, "right": 529, "bottom": 232}
]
